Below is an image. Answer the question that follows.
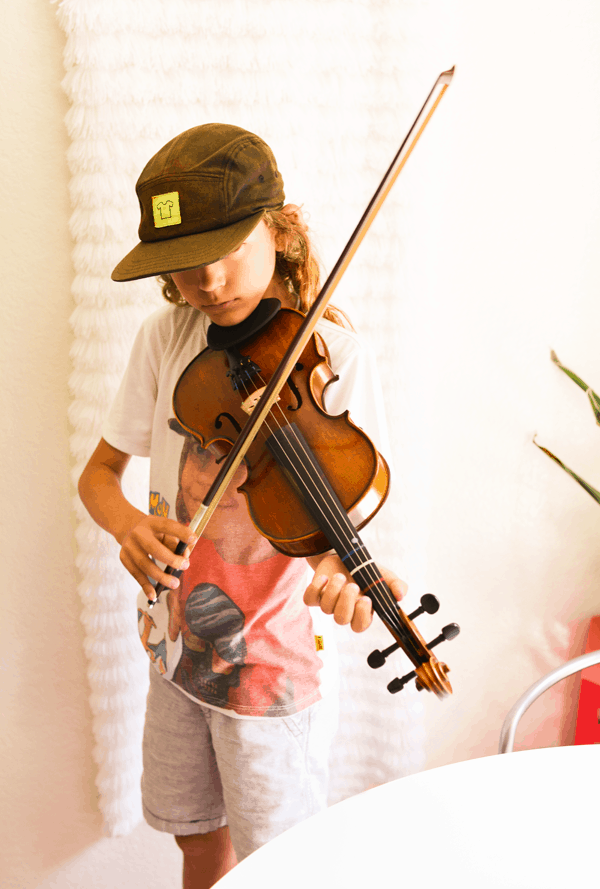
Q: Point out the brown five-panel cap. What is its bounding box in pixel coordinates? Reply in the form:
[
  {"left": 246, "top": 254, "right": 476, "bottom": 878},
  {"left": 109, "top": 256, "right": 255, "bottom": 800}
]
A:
[{"left": 112, "top": 123, "right": 285, "bottom": 282}]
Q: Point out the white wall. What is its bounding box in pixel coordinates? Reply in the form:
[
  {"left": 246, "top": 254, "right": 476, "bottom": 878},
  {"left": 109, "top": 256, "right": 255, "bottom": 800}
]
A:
[
  {"left": 414, "top": 0, "right": 600, "bottom": 766},
  {"left": 0, "top": 0, "right": 96, "bottom": 883},
  {"left": 2, "top": 1, "right": 600, "bottom": 887},
  {"left": 0, "top": 1, "right": 180, "bottom": 887}
]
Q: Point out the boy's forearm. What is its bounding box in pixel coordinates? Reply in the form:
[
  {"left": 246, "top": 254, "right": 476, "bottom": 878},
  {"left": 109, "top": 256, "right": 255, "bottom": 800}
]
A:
[{"left": 78, "top": 464, "right": 145, "bottom": 544}]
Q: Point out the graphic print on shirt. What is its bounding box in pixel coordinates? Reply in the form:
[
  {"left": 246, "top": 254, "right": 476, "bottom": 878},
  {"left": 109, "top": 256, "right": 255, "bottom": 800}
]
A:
[
  {"left": 167, "top": 582, "right": 246, "bottom": 702},
  {"left": 149, "top": 490, "right": 170, "bottom": 518},
  {"left": 138, "top": 608, "right": 168, "bottom": 673},
  {"left": 137, "top": 417, "right": 323, "bottom": 716}
]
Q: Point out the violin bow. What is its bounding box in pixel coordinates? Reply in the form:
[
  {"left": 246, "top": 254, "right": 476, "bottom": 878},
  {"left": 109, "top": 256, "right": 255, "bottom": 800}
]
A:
[{"left": 155, "top": 66, "right": 455, "bottom": 592}]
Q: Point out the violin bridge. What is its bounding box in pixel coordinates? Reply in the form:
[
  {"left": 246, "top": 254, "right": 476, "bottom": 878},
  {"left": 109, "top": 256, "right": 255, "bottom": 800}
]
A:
[{"left": 240, "top": 387, "right": 280, "bottom": 416}]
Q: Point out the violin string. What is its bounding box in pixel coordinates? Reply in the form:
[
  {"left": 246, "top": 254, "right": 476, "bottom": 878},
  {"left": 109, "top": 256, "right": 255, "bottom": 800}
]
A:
[{"left": 235, "top": 371, "right": 404, "bottom": 631}]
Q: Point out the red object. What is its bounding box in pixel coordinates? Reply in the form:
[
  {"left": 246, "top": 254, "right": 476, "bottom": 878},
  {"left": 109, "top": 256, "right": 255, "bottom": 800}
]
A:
[{"left": 573, "top": 616, "right": 600, "bottom": 745}]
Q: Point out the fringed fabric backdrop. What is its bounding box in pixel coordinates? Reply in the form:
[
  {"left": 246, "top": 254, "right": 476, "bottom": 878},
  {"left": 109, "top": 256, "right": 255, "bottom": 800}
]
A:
[{"left": 55, "top": 0, "right": 450, "bottom": 836}]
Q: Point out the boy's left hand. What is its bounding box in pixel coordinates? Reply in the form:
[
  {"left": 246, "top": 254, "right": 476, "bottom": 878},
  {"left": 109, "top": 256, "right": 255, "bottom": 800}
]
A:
[{"left": 304, "top": 553, "right": 407, "bottom": 633}]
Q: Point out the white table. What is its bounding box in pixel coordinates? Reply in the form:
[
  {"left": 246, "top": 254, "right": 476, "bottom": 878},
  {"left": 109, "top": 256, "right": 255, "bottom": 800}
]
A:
[{"left": 217, "top": 745, "right": 598, "bottom": 889}]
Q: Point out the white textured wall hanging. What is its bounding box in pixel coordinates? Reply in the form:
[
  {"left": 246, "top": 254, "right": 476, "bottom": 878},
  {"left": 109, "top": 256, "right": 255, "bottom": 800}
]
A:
[{"left": 55, "top": 0, "right": 439, "bottom": 836}]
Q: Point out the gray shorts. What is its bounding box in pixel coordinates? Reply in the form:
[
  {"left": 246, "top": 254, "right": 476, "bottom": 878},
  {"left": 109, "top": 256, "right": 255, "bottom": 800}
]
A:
[{"left": 142, "top": 667, "right": 338, "bottom": 861}]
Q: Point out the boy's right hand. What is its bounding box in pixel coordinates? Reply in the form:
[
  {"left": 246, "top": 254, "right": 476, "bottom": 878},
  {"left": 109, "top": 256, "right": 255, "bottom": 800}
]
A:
[
  {"left": 119, "top": 515, "right": 197, "bottom": 602},
  {"left": 77, "top": 439, "right": 197, "bottom": 601}
]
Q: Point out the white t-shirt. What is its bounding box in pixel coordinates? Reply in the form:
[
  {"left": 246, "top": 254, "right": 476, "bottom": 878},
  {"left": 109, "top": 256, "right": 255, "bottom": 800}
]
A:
[{"left": 103, "top": 303, "right": 390, "bottom": 718}]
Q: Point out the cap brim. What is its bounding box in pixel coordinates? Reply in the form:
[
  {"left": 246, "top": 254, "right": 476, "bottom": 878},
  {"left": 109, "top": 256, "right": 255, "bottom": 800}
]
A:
[{"left": 111, "top": 210, "right": 266, "bottom": 282}]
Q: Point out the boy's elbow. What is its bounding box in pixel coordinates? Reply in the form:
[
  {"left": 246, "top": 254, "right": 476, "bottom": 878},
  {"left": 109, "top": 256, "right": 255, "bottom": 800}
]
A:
[
  {"left": 77, "top": 461, "right": 91, "bottom": 504},
  {"left": 77, "top": 449, "right": 103, "bottom": 506}
]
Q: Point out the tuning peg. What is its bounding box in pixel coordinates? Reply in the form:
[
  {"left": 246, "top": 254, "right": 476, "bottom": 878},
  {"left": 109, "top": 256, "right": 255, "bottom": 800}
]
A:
[
  {"left": 408, "top": 594, "right": 440, "bottom": 620},
  {"left": 368, "top": 641, "right": 399, "bottom": 669},
  {"left": 387, "top": 670, "right": 417, "bottom": 693},
  {"left": 387, "top": 623, "right": 460, "bottom": 694},
  {"left": 367, "top": 596, "right": 442, "bottom": 669},
  {"left": 428, "top": 623, "right": 460, "bottom": 649}
]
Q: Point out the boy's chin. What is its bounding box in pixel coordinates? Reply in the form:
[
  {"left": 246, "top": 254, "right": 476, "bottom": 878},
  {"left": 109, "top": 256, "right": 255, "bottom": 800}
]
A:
[{"left": 204, "top": 299, "right": 263, "bottom": 327}]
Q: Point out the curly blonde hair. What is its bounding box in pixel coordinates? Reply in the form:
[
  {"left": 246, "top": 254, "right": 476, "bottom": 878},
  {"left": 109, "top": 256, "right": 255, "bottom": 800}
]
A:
[{"left": 158, "top": 209, "right": 352, "bottom": 329}]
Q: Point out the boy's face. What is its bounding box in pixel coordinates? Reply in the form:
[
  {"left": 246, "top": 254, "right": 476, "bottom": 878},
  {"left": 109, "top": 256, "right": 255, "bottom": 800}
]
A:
[{"left": 171, "top": 220, "right": 281, "bottom": 326}]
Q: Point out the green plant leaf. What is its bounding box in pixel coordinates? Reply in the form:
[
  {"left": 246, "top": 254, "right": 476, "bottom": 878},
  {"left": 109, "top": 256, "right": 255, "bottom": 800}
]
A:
[
  {"left": 551, "top": 351, "right": 600, "bottom": 425},
  {"left": 533, "top": 436, "right": 600, "bottom": 505},
  {"left": 587, "top": 389, "right": 600, "bottom": 423}
]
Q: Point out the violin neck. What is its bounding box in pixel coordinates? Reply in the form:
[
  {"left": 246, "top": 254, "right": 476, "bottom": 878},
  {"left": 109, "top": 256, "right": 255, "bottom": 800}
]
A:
[{"left": 266, "top": 423, "right": 426, "bottom": 666}]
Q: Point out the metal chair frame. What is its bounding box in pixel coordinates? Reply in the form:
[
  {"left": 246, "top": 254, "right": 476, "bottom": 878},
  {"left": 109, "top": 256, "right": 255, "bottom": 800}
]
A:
[{"left": 498, "top": 650, "right": 600, "bottom": 753}]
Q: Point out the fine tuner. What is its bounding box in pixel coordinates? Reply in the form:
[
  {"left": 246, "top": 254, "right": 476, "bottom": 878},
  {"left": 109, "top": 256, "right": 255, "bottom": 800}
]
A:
[{"left": 367, "top": 594, "right": 460, "bottom": 694}]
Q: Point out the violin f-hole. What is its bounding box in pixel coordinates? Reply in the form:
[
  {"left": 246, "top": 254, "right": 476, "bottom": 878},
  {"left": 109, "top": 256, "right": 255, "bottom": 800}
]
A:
[
  {"left": 285, "top": 376, "right": 302, "bottom": 412},
  {"left": 214, "top": 412, "right": 243, "bottom": 435}
]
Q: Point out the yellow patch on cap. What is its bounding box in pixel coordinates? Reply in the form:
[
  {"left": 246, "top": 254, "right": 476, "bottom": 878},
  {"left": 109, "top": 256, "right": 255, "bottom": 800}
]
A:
[
  {"left": 314, "top": 635, "right": 324, "bottom": 652},
  {"left": 152, "top": 192, "right": 181, "bottom": 228}
]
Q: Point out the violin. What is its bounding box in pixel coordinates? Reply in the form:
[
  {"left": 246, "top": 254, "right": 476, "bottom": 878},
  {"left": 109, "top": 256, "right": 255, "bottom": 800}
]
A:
[
  {"left": 153, "top": 67, "right": 459, "bottom": 698},
  {"left": 173, "top": 300, "right": 390, "bottom": 558}
]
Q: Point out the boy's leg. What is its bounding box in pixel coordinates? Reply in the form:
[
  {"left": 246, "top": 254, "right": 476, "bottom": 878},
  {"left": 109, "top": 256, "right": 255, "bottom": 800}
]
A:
[
  {"left": 176, "top": 826, "right": 237, "bottom": 889},
  {"left": 142, "top": 669, "right": 231, "bottom": 880},
  {"left": 208, "top": 695, "right": 339, "bottom": 861}
]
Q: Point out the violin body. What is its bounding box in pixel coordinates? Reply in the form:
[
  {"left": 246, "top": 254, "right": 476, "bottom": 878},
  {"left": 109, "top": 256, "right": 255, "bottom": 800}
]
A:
[{"left": 172, "top": 307, "right": 390, "bottom": 557}]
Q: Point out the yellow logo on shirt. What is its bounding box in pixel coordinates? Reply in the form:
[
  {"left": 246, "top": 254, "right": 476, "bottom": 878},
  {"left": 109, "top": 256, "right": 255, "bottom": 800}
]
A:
[
  {"left": 314, "top": 635, "right": 324, "bottom": 652},
  {"left": 152, "top": 192, "right": 181, "bottom": 228},
  {"left": 149, "top": 491, "right": 170, "bottom": 517}
]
